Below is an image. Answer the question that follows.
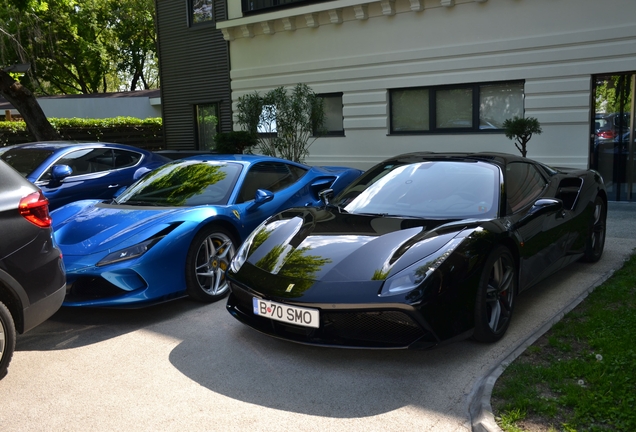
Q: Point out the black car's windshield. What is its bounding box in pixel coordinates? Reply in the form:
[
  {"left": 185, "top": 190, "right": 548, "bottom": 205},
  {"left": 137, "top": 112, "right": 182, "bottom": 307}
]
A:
[
  {"left": 334, "top": 160, "right": 500, "bottom": 219},
  {"left": 115, "top": 160, "right": 242, "bottom": 206},
  {"left": 0, "top": 148, "right": 54, "bottom": 177}
]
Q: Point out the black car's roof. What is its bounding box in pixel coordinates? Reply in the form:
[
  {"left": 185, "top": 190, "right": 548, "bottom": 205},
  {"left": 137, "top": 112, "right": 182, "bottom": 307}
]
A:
[{"left": 387, "top": 152, "right": 524, "bottom": 166}]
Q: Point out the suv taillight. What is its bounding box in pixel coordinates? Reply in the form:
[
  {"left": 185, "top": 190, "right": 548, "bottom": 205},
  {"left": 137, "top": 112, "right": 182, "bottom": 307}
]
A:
[{"left": 19, "top": 191, "right": 52, "bottom": 228}]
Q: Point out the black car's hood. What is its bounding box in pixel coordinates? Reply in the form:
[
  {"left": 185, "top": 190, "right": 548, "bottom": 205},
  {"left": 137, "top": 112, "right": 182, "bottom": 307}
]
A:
[{"left": 244, "top": 207, "right": 482, "bottom": 283}]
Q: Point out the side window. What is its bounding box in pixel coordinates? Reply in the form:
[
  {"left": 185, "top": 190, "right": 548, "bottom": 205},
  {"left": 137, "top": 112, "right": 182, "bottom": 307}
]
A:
[
  {"left": 237, "top": 162, "right": 307, "bottom": 203},
  {"left": 113, "top": 150, "right": 141, "bottom": 168},
  {"left": 506, "top": 162, "right": 547, "bottom": 213},
  {"left": 42, "top": 148, "right": 114, "bottom": 180}
]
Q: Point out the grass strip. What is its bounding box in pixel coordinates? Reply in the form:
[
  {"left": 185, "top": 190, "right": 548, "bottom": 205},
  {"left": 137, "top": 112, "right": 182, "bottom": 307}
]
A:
[{"left": 492, "top": 253, "right": 636, "bottom": 431}]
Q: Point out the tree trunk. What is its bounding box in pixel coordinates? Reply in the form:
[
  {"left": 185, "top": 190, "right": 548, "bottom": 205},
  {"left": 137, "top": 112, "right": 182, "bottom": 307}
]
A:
[{"left": 0, "top": 70, "right": 60, "bottom": 141}]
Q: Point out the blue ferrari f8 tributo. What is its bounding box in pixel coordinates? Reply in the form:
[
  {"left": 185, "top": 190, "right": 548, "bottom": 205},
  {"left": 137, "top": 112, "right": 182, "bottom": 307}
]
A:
[{"left": 51, "top": 154, "right": 362, "bottom": 308}]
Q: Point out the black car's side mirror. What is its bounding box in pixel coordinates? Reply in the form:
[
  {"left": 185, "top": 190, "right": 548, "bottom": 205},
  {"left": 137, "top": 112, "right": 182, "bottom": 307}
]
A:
[
  {"left": 528, "top": 198, "right": 564, "bottom": 217},
  {"left": 515, "top": 198, "right": 564, "bottom": 228},
  {"left": 318, "top": 188, "right": 334, "bottom": 206}
]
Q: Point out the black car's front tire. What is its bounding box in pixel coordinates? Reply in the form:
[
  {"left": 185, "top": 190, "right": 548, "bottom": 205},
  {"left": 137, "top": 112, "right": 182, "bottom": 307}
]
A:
[
  {"left": 473, "top": 246, "right": 517, "bottom": 343},
  {"left": 0, "top": 301, "right": 16, "bottom": 379},
  {"left": 185, "top": 226, "right": 237, "bottom": 303},
  {"left": 581, "top": 195, "right": 606, "bottom": 263}
]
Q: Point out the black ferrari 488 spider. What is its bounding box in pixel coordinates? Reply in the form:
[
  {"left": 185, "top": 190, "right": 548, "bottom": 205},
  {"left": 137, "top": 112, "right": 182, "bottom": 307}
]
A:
[{"left": 226, "top": 152, "right": 607, "bottom": 349}]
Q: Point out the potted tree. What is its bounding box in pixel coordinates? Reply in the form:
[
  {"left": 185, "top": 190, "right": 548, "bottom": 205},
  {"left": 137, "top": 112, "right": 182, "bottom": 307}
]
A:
[{"left": 502, "top": 116, "right": 542, "bottom": 157}]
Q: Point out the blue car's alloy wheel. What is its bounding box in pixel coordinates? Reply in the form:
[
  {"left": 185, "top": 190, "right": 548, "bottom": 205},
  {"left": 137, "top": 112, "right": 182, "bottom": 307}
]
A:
[
  {"left": 473, "top": 246, "right": 516, "bottom": 343},
  {"left": 185, "top": 227, "right": 237, "bottom": 303}
]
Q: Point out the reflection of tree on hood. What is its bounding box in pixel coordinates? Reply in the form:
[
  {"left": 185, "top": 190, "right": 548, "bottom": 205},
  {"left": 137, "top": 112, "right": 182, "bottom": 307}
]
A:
[
  {"left": 249, "top": 228, "right": 271, "bottom": 256},
  {"left": 134, "top": 163, "right": 227, "bottom": 206},
  {"left": 256, "top": 245, "right": 331, "bottom": 280}
]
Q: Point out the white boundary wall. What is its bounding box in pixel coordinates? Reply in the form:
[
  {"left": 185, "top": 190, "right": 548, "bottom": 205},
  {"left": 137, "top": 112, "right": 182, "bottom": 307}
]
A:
[{"left": 220, "top": 0, "right": 636, "bottom": 170}]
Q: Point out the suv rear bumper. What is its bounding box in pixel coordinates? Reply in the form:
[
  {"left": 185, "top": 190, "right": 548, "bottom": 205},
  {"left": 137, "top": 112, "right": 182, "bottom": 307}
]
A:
[{"left": 22, "top": 283, "right": 66, "bottom": 334}]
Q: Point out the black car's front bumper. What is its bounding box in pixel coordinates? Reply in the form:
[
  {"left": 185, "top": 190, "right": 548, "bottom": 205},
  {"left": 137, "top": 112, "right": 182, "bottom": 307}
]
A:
[{"left": 226, "top": 281, "right": 440, "bottom": 349}]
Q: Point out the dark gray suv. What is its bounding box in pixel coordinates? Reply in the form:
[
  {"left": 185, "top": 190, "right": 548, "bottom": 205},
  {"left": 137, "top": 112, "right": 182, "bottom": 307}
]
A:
[{"left": 0, "top": 159, "right": 66, "bottom": 378}]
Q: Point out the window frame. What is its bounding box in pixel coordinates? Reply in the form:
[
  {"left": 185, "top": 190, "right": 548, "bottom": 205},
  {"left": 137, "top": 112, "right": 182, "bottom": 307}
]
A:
[
  {"left": 188, "top": 0, "right": 215, "bottom": 27},
  {"left": 389, "top": 80, "right": 524, "bottom": 135},
  {"left": 195, "top": 102, "right": 220, "bottom": 150},
  {"left": 314, "top": 92, "right": 344, "bottom": 137},
  {"left": 241, "top": 0, "right": 331, "bottom": 16}
]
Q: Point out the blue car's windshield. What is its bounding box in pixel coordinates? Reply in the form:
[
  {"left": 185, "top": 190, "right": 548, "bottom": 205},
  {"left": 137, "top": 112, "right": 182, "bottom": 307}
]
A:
[
  {"left": 0, "top": 148, "right": 54, "bottom": 178},
  {"left": 334, "top": 160, "right": 500, "bottom": 219},
  {"left": 115, "top": 160, "right": 243, "bottom": 206}
]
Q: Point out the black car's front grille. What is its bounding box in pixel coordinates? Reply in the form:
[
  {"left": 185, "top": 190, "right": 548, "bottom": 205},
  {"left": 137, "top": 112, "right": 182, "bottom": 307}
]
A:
[
  {"left": 228, "top": 282, "right": 428, "bottom": 348},
  {"left": 66, "top": 277, "right": 127, "bottom": 301},
  {"left": 321, "top": 311, "right": 425, "bottom": 347}
]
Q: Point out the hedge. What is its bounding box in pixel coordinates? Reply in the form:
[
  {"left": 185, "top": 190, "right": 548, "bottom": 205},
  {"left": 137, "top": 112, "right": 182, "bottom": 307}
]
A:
[{"left": 0, "top": 117, "right": 164, "bottom": 150}]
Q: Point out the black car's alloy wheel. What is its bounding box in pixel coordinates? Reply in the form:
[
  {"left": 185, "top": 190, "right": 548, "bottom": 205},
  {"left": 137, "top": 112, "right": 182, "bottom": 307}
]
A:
[
  {"left": 185, "top": 226, "right": 237, "bottom": 303},
  {"left": 473, "top": 246, "right": 517, "bottom": 343},
  {"left": 581, "top": 195, "right": 606, "bottom": 263},
  {"left": 0, "top": 301, "right": 16, "bottom": 379}
]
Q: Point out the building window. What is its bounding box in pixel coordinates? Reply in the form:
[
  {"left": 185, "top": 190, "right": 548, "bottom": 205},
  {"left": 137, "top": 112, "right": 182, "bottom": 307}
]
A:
[
  {"left": 389, "top": 81, "right": 524, "bottom": 134},
  {"left": 189, "top": 0, "right": 214, "bottom": 25},
  {"left": 316, "top": 93, "right": 344, "bottom": 136},
  {"left": 242, "top": 0, "right": 330, "bottom": 15},
  {"left": 196, "top": 103, "right": 218, "bottom": 150}
]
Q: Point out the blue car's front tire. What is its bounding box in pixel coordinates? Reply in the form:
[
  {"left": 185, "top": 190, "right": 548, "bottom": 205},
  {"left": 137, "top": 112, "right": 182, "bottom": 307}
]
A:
[{"left": 185, "top": 226, "right": 237, "bottom": 303}]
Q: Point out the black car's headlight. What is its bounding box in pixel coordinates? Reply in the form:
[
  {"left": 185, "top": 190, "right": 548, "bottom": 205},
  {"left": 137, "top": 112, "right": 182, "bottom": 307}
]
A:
[
  {"left": 380, "top": 237, "right": 464, "bottom": 297},
  {"left": 97, "top": 238, "right": 162, "bottom": 267}
]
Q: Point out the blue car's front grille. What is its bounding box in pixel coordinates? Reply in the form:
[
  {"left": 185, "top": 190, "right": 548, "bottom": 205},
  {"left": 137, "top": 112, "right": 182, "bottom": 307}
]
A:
[{"left": 66, "top": 277, "right": 127, "bottom": 301}]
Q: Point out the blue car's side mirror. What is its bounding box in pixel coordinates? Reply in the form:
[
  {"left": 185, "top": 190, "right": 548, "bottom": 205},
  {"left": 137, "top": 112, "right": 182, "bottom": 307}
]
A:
[
  {"left": 247, "top": 189, "right": 274, "bottom": 211},
  {"left": 50, "top": 164, "right": 73, "bottom": 182}
]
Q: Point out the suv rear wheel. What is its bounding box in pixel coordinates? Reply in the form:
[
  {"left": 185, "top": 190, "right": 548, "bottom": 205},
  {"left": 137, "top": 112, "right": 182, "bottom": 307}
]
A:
[{"left": 0, "top": 301, "right": 16, "bottom": 378}]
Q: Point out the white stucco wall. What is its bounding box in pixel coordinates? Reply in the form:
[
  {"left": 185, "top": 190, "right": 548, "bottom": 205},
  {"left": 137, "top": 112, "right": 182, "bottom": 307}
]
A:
[{"left": 219, "top": 0, "right": 636, "bottom": 170}]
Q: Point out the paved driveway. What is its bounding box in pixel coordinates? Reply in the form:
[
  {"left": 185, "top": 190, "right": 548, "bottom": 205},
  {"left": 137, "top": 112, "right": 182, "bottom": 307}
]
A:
[{"left": 1, "top": 203, "right": 634, "bottom": 432}]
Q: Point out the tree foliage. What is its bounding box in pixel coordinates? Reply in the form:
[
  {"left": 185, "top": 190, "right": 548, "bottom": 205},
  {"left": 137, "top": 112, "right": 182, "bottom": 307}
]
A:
[
  {"left": 595, "top": 75, "right": 632, "bottom": 114},
  {"left": 502, "top": 116, "right": 542, "bottom": 158},
  {"left": 0, "top": 0, "right": 158, "bottom": 95},
  {"left": 236, "top": 84, "right": 325, "bottom": 163}
]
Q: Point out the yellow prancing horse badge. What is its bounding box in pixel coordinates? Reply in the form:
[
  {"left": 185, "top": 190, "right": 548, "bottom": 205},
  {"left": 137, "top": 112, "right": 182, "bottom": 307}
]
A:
[
  {"left": 285, "top": 284, "right": 295, "bottom": 293},
  {"left": 232, "top": 210, "right": 240, "bottom": 220}
]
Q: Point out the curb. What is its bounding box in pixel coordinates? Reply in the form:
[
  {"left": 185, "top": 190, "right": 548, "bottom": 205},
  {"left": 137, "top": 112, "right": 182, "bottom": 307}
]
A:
[{"left": 468, "top": 267, "right": 619, "bottom": 431}]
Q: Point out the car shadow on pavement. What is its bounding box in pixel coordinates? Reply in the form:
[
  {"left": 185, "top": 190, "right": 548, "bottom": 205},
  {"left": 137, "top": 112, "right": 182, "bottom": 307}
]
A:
[
  {"left": 165, "top": 301, "right": 484, "bottom": 419},
  {"left": 14, "top": 298, "right": 207, "bottom": 352}
]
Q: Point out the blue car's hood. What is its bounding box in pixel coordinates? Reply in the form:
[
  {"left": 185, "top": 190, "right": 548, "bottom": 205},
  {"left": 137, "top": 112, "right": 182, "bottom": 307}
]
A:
[{"left": 53, "top": 201, "right": 204, "bottom": 255}]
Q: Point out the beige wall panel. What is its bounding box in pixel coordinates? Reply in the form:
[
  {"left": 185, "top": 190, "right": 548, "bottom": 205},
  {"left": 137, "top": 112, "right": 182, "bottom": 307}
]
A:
[{"left": 223, "top": 0, "right": 636, "bottom": 170}]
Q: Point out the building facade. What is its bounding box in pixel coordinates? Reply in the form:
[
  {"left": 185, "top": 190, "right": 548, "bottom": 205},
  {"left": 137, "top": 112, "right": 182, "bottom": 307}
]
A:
[
  {"left": 217, "top": 0, "right": 636, "bottom": 201},
  {"left": 155, "top": 0, "right": 233, "bottom": 151}
]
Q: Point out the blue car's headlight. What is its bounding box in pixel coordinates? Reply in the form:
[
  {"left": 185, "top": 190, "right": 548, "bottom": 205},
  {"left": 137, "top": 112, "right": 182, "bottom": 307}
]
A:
[
  {"left": 380, "top": 237, "right": 464, "bottom": 297},
  {"left": 97, "top": 238, "right": 161, "bottom": 267}
]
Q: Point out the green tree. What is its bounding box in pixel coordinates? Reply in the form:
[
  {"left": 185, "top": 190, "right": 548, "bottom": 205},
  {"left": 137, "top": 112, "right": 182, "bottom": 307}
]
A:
[
  {"left": 106, "top": 0, "right": 159, "bottom": 91},
  {"left": 236, "top": 84, "right": 325, "bottom": 163},
  {"left": 502, "top": 116, "right": 542, "bottom": 158},
  {"left": 0, "top": 70, "right": 60, "bottom": 140},
  {"left": 0, "top": 0, "right": 158, "bottom": 95}
]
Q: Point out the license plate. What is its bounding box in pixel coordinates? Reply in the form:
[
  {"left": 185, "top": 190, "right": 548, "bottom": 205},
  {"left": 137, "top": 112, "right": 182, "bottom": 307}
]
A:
[{"left": 252, "top": 297, "right": 319, "bottom": 329}]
